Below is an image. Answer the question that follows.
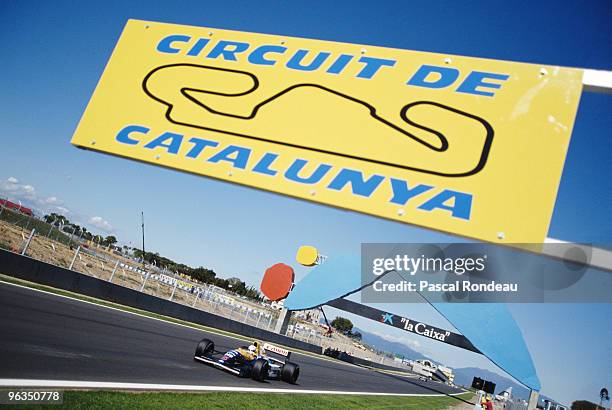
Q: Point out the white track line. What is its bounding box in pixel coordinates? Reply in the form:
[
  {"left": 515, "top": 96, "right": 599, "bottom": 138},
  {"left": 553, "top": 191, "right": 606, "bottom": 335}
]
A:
[{"left": 0, "top": 380, "right": 466, "bottom": 397}]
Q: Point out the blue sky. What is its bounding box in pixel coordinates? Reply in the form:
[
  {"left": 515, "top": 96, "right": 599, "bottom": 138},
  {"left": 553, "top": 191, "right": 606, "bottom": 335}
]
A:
[{"left": 1, "top": 0, "right": 610, "bottom": 405}]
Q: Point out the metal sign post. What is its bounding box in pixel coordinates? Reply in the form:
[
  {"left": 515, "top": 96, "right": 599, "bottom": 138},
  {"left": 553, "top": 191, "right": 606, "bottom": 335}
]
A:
[
  {"left": 109, "top": 260, "right": 119, "bottom": 282},
  {"left": 20, "top": 229, "right": 36, "bottom": 256},
  {"left": 68, "top": 246, "right": 80, "bottom": 270}
]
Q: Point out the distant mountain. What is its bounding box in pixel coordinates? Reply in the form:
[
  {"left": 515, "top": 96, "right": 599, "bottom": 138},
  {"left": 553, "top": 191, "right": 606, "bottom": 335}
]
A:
[
  {"left": 453, "top": 367, "right": 530, "bottom": 400},
  {"left": 353, "top": 327, "right": 429, "bottom": 361}
]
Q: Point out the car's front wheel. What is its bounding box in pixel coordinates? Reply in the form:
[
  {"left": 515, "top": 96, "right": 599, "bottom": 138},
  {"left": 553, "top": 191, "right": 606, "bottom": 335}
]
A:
[{"left": 195, "top": 338, "right": 214, "bottom": 359}]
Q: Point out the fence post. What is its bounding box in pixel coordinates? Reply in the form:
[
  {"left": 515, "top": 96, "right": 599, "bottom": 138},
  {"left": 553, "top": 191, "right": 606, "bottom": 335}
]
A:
[
  {"left": 267, "top": 315, "right": 273, "bottom": 330},
  {"left": 21, "top": 228, "right": 36, "bottom": 255},
  {"left": 273, "top": 309, "right": 291, "bottom": 335},
  {"left": 192, "top": 291, "right": 200, "bottom": 307},
  {"left": 109, "top": 260, "right": 119, "bottom": 282},
  {"left": 255, "top": 312, "right": 262, "bottom": 328},
  {"left": 169, "top": 280, "right": 178, "bottom": 301},
  {"left": 68, "top": 246, "right": 80, "bottom": 270},
  {"left": 140, "top": 272, "right": 149, "bottom": 292}
]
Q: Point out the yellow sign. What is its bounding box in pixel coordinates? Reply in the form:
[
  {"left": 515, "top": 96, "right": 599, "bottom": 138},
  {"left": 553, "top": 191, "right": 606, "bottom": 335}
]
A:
[{"left": 71, "top": 19, "right": 583, "bottom": 243}]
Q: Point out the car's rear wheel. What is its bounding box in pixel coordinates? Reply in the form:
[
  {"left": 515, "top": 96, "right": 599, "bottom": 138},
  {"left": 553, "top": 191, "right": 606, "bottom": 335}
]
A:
[
  {"left": 195, "top": 338, "right": 214, "bottom": 359},
  {"left": 281, "top": 362, "right": 300, "bottom": 384},
  {"left": 251, "top": 358, "right": 269, "bottom": 382}
]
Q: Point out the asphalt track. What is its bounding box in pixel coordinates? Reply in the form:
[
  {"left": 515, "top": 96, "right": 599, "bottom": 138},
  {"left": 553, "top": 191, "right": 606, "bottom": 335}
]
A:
[{"left": 0, "top": 281, "right": 465, "bottom": 396}]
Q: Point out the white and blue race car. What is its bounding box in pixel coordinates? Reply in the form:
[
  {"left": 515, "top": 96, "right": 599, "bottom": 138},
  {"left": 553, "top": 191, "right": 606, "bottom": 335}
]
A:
[{"left": 193, "top": 339, "right": 300, "bottom": 383}]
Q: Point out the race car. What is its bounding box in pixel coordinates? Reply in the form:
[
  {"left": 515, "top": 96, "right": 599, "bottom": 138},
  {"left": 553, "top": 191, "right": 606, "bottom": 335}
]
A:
[{"left": 193, "top": 338, "right": 300, "bottom": 383}]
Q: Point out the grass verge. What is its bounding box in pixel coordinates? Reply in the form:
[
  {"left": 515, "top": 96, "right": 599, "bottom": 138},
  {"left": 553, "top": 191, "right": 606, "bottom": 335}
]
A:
[{"left": 2, "top": 390, "right": 474, "bottom": 409}]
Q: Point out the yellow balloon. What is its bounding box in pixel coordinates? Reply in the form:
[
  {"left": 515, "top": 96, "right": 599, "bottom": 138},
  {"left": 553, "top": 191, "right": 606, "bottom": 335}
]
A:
[{"left": 296, "top": 245, "right": 319, "bottom": 266}]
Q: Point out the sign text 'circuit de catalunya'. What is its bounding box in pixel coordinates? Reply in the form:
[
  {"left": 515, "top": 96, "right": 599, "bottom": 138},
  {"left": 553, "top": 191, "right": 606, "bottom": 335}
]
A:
[{"left": 71, "top": 19, "right": 583, "bottom": 243}]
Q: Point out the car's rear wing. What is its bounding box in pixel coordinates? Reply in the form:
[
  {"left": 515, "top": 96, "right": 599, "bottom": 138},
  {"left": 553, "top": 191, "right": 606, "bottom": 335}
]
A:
[{"left": 263, "top": 343, "right": 292, "bottom": 361}]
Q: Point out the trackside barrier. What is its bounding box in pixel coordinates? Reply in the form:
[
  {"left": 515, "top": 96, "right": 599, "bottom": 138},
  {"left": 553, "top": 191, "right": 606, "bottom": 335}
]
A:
[{"left": 0, "top": 248, "right": 321, "bottom": 355}]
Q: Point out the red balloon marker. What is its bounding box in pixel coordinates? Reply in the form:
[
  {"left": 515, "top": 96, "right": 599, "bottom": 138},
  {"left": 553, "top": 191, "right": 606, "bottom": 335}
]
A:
[{"left": 260, "top": 263, "right": 295, "bottom": 301}]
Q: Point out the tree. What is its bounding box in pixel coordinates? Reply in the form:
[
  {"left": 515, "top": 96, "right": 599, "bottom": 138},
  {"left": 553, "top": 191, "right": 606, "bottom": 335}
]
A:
[
  {"left": 44, "top": 213, "right": 68, "bottom": 227},
  {"left": 214, "top": 277, "right": 229, "bottom": 289},
  {"left": 244, "top": 286, "right": 263, "bottom": 301},
  {"left": 191, "top": 266, "right": 216, "bottom": 283},
  {"left": 73, "top": 224, "right": 83, "bottom": 237},
  {"left": 571, "top": 400, "right": 600, "bottom": 410},
  {"left": 82, "top": 228, "right": 93, "bottom": 241},
  {"left": 103, "top": 235, "right": 117, "bottom": 246},
  {"left": 63, "top": 223, "right": 79, "bottom": 235},
  {"left": 331, "top": 316, "right": 353, "bottom": 333}
]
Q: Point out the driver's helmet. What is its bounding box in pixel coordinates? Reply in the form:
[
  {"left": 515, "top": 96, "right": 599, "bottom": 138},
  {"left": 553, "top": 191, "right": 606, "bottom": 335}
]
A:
[{"left": 248, "top": 344, "right": 257, "bottom": 353}]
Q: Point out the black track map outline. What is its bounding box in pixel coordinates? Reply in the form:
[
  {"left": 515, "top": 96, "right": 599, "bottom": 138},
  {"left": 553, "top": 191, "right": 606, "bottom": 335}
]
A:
[{"left": 142, "top": 63, "right": 494, "bottom": 177}]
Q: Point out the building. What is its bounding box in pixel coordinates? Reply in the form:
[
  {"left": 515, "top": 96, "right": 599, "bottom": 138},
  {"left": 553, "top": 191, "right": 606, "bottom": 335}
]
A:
[
  {"left": 437, "top": 365, "right": 455, "bottom": 384},
  {"left": 0, "top": 199, "right": 33, "bottom": 217},
  {"left": 293, "top": 308, "right": 323, "bottom": 324},
  {"left": 408, "top": 360, "right": 455, "bottom": 384}
]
